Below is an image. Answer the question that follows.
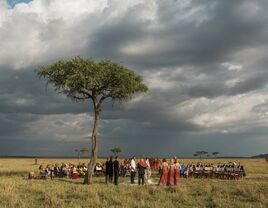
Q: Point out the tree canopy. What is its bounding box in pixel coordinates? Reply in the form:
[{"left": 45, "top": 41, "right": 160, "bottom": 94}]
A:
[
  {"left": 212, "top": 152, "right": 220, "bottom": 157},
  {"left": 111, "top": 147, "right": 122, "bottom": 156},
  {"left": 195, "top": 151, "right": 209, "bottom": 160},
  {"left": 36, "top": 57, "right": 148, "bottom": 104}
]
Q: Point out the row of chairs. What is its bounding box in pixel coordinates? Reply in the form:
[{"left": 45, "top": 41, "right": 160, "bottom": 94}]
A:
[{"left": 191, "top": 170, "right": 246, "bottom": 180}]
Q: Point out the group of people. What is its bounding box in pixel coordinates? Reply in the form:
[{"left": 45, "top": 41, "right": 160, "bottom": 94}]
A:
[
  {"left": 129, "top": 157, "right": 151, "bottom": 185},
  {"left": 105, "top": 156, "right": 120, "bottom": 185},
  {"left": 120, "top": 157, "right": 160, "bottom": 177},
  {"left": 107, "top": 156, "right": 177, "bottom": 186},
  {"left": 29, "top": 157, "right": 246, "bottom": 184},
  {"left": 190, "top": 161, "right": 246, "bottom": 179},
  {"left": 159, "top": 158, "right": 181, "bottom": 186},
  {"left": 105, "top": 156, "right": 152, "bottom": 186},
  {"left": 158, "top": 159, "right": 246, "bottom": 181},
  {"left": 29, "top": 163, "right": 89, "bottom": 180}
]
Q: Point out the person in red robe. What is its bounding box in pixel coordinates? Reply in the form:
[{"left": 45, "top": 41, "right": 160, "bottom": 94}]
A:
[
  {"left": 167, "top": 159, "right": 175, "bottom": 186},
  {"left": 137, "top": 158, "right": 147, "bottom": 185},
  {"left": 159, "top": 159, "right": 168, "bottom": 186},
  {"left": 174, "top": 159, "right": 181, "bottom": 185},
  {"left": 152, "top": 158, "right": 156, "bottom": 170},
  {"left": 149, "top": 158, "right": 153, "bottom": 169},
  {"left": 156, "top": 157, "right": 160, "bottom": 170}
]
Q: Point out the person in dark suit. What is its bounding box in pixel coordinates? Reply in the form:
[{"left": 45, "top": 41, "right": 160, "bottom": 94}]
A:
[
  {"left": 137, "top": 158, "right": 147, "bottom": 185},
  {"left": 113, "top": 156, "right": 120, "bottom": 185},
  {"left": 108, "top": 156, "right": 114, "bottom": 183},
  {"left": 105, "top": 157, "right": 109, "bottom": 184}
]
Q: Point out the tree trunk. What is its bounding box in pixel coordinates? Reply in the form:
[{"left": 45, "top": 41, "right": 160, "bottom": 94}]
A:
[{"left": 84, "top": 101, "right": 100, "bottom": 184}]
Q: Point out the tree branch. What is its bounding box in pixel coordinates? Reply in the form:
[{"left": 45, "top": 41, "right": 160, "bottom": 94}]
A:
[
  {"left": 72, "top": 95, "right": 88, "bottom": 100},
  {"left": 79, "top": 89, "right": 93, "bottom": 99},
  {"left": 97, "top": 95, "right": 110, "bottom": 108}
]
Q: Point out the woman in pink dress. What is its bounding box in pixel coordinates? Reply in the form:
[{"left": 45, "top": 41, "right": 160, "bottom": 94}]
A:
[
  {"left": 159, "top": 159, "right": 168, "bottom": 186},
  {"left": 71, "top": 167, "right": 79, "bottom": 180},
  {"left": 168, "top": 159, "right": 175, "bottom": 186},
  {"left": 174, "top": 159, "right": 181, "bottom": 185}
]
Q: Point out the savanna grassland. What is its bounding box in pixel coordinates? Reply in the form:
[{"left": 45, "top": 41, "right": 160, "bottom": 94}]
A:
[{"left": 0, "top": 158, "right": 267, "bottom": 208}]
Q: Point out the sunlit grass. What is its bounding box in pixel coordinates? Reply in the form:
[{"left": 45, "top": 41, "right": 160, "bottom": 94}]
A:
[{"left": 0, "top": 158, "right": 267, "bottom": 208}]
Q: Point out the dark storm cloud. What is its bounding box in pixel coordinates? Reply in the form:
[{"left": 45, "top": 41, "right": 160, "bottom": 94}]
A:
[
  {"left": 88, "top": 0, "right": 268, "bottom": 71},
  {"left": 0, "top": 69, "right": 90, "bottom": 114},
  {"left": 0, "top": 114, "right": 28, "bottom": 137},
  {"left": 229, "top": 72, "right": 268, "bottom": 95},
  {"left": 1, "top": 0, "right": 268, "bottom": 156},
  {"left": 185, "top": 71, "right": 268, "bottom": 98}
]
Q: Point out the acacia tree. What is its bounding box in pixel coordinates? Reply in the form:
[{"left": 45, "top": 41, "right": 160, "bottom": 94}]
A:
[
  {"left": 111, "top": 147, "right": 122, "bottom": 156},
  {"left": 80, "top": 147, "right": 89, "bottom": 158},
  {"left": 36, "top": 57, "right": 148, "bottom": 184},
  {"left": 195, "top": 151, "right": 208, "bottom": 160},
  {"left": 212, "top": 151, "right": 219, "bottom": 158},
  {"left": 193, "top": 153, "right": 199, "bottom": 158}
]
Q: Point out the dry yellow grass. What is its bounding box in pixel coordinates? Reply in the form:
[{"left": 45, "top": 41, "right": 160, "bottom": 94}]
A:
[{"left": 0, "top": 158, "right": 267, "bottom": 208}]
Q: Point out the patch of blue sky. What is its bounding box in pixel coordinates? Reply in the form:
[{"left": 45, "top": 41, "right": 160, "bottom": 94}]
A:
[{"left": 6, "top": 0, "right": 32, "bottom": 8}]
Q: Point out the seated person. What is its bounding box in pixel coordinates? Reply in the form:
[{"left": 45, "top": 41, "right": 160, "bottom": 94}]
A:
[
  {"left": 71, "top": 167, "right": 79, "bottom": 180},
  {"left": 78, "top": 166, "right": 85, "bottom": 176},
  {"left": 45, "top": 165, "right": 52, "bottom": 179},
  {"left": 95, "top": 163, "right": 103, "bottom": 175},
  {"left": 180, "top": 163, "right": 185, "bottom": 177},
  {"left": 28, "top": 171, "right": 35, "bottom": 180},
  {"left": 38, "top": 165, "right": 46, "bottom": 179}
]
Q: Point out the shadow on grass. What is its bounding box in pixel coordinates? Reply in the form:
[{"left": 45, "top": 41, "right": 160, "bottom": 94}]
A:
[
  {"left": 0, "top": 171, "right": 28, "bottom": 177},
  {"left": 55, "top": 177, "right": 107, "bottom": 185},
  {"left": 56, "top": 178, "right": 84, "bottom": 185}
]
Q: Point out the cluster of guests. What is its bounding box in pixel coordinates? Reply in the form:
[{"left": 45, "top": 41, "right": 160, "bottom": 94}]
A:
[
  {"left": 31, "top": 163, "right": 89, "bottom": 180},
  {"left": 148, "top": 158, "right": 161, "bottom": 170},
  {"left": 190, "top": 162, "right": 246, "bottom": 179},
  {"left": 28, "top": 157, "right": 246, "bottom": 183},
  {"left": 157, "top": 159, "right": 246, "bottom": 180}
]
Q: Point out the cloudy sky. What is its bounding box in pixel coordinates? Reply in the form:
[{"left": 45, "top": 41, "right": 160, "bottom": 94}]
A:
[{"left": 1, "top": 0, "right": 268, "bottom": 157}]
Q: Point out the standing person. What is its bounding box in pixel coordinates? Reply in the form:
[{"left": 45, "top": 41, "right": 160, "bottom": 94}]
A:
[
  {"left": 168, "top": 159, "right": 175, "bottom": 186},
  {"left": 174, "top": 159, "right": 181, "bottom": 186},
  {"left": 145, "top": 157, "right": 151, "bottom": 184},
  {"left": 152, "top": 158, "right": 156, "bottom": 170},
  {"left": 156, "top": 157, "right": 160, "bottom": 170},
  {"left": 113, "top": 156, "right": 120, "bottom": 185},
  {"left": 180, "top": 163, "right": 185, "bottom": 177},
  {"left": 130, "top": 156, "right": 136, "bottom": 184},
  {"left": 159, "top": 159, "right": 169, "bottom": 186},
  {"left": 108, "top": 156, "right": 114, "bottom": 183},
  {"left": 105, "top": 157, "right": 109, "bottom": 184},
  {"left": 137, "top": 158, "right": 147, "bottom": 185}
]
